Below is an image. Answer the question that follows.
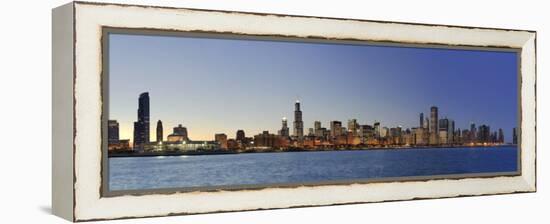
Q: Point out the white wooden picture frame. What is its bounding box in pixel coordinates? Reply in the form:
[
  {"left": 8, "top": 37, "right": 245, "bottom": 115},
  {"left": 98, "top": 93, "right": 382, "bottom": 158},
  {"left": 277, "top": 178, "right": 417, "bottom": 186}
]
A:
[{"left": 52, "top": 1, "right": 536, "bottom": 221}]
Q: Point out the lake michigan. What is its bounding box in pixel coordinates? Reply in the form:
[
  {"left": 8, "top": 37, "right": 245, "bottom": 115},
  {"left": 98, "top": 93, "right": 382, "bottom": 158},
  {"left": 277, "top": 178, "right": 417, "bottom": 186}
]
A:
[{"left": 109, "top": 146, "right": 518, "bottom": 191}]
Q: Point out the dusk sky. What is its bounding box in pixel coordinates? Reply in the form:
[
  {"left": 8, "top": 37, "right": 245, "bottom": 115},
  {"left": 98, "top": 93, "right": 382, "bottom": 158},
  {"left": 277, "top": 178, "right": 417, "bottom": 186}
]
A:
[{"left": 109, "top": 33, "right": 518, "bottom": 143}]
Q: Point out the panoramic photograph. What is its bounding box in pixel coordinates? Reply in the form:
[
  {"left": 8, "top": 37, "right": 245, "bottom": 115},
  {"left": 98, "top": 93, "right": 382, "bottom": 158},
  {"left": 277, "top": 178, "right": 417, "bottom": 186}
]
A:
[{"left": 106, "top": 32, "right": 519, "bottom": 191}]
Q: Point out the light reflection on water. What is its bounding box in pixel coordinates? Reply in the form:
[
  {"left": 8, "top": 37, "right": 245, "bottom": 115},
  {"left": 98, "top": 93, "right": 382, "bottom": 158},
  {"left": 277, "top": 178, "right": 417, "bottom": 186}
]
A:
[{"left": 109, "top": 146, "right": 518, "bottom": 191}]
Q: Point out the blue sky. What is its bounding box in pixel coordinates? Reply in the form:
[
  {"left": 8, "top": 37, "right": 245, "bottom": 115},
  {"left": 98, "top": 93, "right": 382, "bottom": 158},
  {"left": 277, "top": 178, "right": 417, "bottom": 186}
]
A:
[{"left": 108, "top": 33, "right": 518, "bottom": 142}]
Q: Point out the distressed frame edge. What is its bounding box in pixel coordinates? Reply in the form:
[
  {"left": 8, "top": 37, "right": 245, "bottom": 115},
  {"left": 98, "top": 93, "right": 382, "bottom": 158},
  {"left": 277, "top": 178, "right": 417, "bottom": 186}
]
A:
[
  {"left": 75, "top": 0, "right": 536, "bottom": 33},
  {"left": 520, "top": 32, "right": 537, "bottom": 192},
  {"left": 69, "top": 1, "right": 537, "bottom": 222},
  {"left": 82, "top": 191, "right": 536, "bottom": 223},
  {"left": 52, "top": 2, "right": 76, "bottom": 222}
]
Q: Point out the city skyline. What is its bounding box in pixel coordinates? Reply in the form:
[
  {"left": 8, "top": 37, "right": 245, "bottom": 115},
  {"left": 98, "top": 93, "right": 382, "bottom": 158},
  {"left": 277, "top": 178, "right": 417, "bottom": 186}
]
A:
[
  {"left": 108, "top": 33, "right": 518, "bottom": 142},
  {"left": 111, "top": 92, "right": 513, "bottom": 148}
]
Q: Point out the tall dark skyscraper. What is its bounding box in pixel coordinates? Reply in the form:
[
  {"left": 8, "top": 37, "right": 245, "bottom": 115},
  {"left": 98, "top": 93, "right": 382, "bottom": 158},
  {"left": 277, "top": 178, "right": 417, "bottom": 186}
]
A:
[
  {"left": 314, "top": 121, "right": 324, "bottom": 138},
  {"left": 374, "top": 121, "right": 381, "bottom": 138},
  {"left": 293, "top": 100, "right": 304, "bottom": 139},
  {"left": 498, "top": 128, "right": 504, "bottom": 143},
  {"left": 513, "top": 127, "right": 518, "bottom": 144},
  {"left": 279, "top": 117, "right": 290, "bottom": 138},
  {"left": 449, "top": 120, "right": 455, "bottom": 143},
  {"left": 236, "top": 130, "right": 246, "bottom": 142},
  {"left": 156, "top": 120, "right": 163, "bottom": 142},
  {"left": 470, "top": 122, "right": 477, "bottom": 142},
  {"left": 419, "top": 113, "right": 424, "bottom": 128},
  {"left": 348, "top": 119, "right": 359, "bottom": 136},
  {"left": 108, "top": 120, "right": 119, "bottom": 144},
  {"left": 429, "top": 106, "right": 439, "bottom": 145},
  {"left": 438, "top": 118, "right": 454, "bottom": 144},
  {"left": 314, "top": 121, "right": 321, "bottom": 131},
  {"left": 456, "top": 128, "right": 462, "bottom": 143},
  {"left": 133, "top": 92, "right": 150, "bottom": 149},
  {"left": 478, "top": 125, "right": 491, "bottom": 143},
  {"left": 439, "top": 118, "right": 449, "bottom": 131},
  {"left": 330, "top": 121, "right": 343, "bottom": 138}
]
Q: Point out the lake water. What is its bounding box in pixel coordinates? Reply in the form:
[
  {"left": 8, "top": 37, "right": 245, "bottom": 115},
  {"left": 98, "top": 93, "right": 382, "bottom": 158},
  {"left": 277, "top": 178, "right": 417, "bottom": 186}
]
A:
[{"left": 109, "top": 146, "right": 518, "bottom": 191}]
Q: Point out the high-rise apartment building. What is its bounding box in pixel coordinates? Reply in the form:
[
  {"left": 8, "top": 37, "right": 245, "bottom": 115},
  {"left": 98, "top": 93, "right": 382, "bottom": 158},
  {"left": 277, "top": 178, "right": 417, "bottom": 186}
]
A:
[
  {"left": 330, "top": 121, "right": 343, "bottom": 138},
  {"left": 156, "top": 120, "right": 163, "bottom": 143},
  {"left": 133, "top": 92, "right": 150, "bottom": 149},
  {"left": 108, "top": 120, "right": 119, "bottom": 144},
  {"left": 279, "top": 117, "right": 290, "bottom": 138},
  {"left": 429, "top": 106, "right": 439, "bottom": 145},
  {"left": 293, "top": 100, "right": 304, "bottom": 139}
]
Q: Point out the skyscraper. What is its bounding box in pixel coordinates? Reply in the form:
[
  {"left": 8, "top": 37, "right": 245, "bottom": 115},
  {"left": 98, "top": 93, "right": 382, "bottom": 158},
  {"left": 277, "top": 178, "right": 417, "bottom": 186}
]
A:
[
  {"left": 455, "top": 128, "right": 462, "bottom": 144},
  {"left": 359, "top": 124, "right": 374, "bottom": 143},
  {"left": 314, "top": 121, "right": 321, "bottom": 131},
  {"left": 380, "top": 127, "right": 389, "bottom": 138},
  {"left": 348, "top": 119, "right": 359, "bottom": 136},
  {"left": 330, "top": 121, "right": 343, "bottom": 138},
  {"left": 308, "top": 128, "right": 314, "bottom": 136},
  {"left": 470, "top": 122, "right": 477, "bottom": 143},
  {"left": 314, "top": 121, "right": 324, "bottom": 138},
  {"left": 419, "top": 113, "right": 424, "bottom": 128},
  {"left": 293, "top": 100, "right": 304, "bottom": 139},
  {"left": 424, "top": 118, "right": 429, "bottom": 129},
  {"left": 389, "top": 126, "right": 402, "bottom": 139},
  {"left": 449, "top": 119, "right": 455, "bottom": 144},
  {"left": 415, "top": 127, "right": 428, "bottom": 145},
  {"left": 253, "top": 131, "right": 278, "bottom": 148},
  {"left": 133, "top": 92, "right": 150, "bottom": 149},
  {"left": 438, "top": 118, "right": 449, "bottom": 144},
  {"left": 278, "top": 117, "right": 290, "bottom": 138},
  {"left": 439, "top": 118, "right": 449, "bottom": 131},
  {"left": 438, "top": 118, "right": 454, "bottom": 144},
  {"left": 374, "top": 121, "right": 381, "bottom": 139},
  {"left": 498, "top": 128, "right": 504, "bottom": 143},
  {"left": 236, "top": 130, "right": 246, "bottom": 142},
  {"left": 215, "top": 133, "right": 228, "bottom": 149},
  {"left": 108, "top": 120, "right": 119, "bottom": 144},
  {"left": 156, "top": 120, "right": 163, "bottom": 143},
  {"left": 478, "top": 125, "right": 491, "bottom": 143},
  {"left": 429, "top": 106, "right": 439, "bottom": 145}
]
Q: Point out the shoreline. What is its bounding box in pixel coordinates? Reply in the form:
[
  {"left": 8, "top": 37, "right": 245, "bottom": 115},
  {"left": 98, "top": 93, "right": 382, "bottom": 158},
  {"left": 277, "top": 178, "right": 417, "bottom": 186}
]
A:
[{"left": 108, "top": 144, "right": 517, "bottom": 158}]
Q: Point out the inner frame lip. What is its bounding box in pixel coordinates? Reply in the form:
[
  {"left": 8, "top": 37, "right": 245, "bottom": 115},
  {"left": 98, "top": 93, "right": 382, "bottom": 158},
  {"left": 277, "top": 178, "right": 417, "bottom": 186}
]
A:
[{"left": 100, "top": 26, "right": 522, "bottom": 198}]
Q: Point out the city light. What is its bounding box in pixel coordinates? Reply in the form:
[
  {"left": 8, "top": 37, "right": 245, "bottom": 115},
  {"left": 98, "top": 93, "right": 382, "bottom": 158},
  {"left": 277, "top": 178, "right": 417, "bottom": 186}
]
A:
[{"left": 107, "top": 93, "right": 516, "bottom": 154}]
